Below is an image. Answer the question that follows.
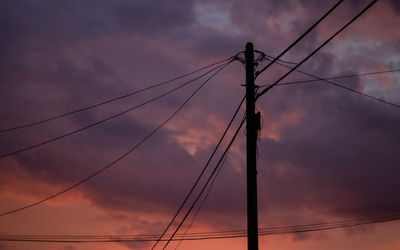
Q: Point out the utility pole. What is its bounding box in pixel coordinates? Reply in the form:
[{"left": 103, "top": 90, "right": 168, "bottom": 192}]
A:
[{"left": 245, "top": 42, "right": 259, "bottom": 250}]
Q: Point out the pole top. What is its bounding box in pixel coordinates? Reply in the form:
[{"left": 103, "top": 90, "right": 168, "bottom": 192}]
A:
[{"left": 246, "top": 42, "right": 254, "bottom": 51}]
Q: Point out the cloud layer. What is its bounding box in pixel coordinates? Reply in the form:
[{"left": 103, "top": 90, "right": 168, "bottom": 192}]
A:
[{"left": 1, "top": 0, "right": 400, "bottom": 249}]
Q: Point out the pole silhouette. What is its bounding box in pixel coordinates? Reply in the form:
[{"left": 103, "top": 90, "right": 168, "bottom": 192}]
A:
[{"left": 245, "top": 42, "right": 259, "bottom": 250}]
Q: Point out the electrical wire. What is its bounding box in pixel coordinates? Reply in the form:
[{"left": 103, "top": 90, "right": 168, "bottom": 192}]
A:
[
  {"left": 0, "top": 61, "right": 233, "bottom": 218},
  {"left": 174, "top": 143, "right": 232, "bottom": 250},
  {"left": 0, "top": 59, "right": 230, "bottom": 133},
  {"left": 1, "top": 213, "right": 399, "bottom": 243},
  {"left": 254, "top": 0, "right": 343, "bottom": 79},
  {"left": 258, "top": 69, "right": 400, "bottom": 87},
  {"left": 151, "top": 94, "right": 246, "bottom": 249},
  {"left": 162, "top": 116, "right": 246, "bottom": 249},
  {"left": 256, "top": 0, "right": 378, "bottom": 99},
  {"left": 0, "top": 62, "right": 229, "bottom": 160},
  {"left": 263, "top": 59, "right": 400, "bottom": 109}
]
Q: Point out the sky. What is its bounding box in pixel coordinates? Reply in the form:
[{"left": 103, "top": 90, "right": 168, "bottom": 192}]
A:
[{"left": 0, "top": 0, "right": 400, "bottom": 249}]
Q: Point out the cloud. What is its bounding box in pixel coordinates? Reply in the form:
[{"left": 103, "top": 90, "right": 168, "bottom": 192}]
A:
[
  {"left": 256, "top": 70, "right": 400, "bottom": 218},
  {"left": 1, "top": 0, "right": 399, "bottom": 249}
]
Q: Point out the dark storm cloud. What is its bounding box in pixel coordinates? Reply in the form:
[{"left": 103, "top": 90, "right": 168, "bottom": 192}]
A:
[
  {"left": 0, "top": 0, "right": 194, "bottom": 41},
  {"left": 0, "top": 0, "right": 196, "bottom": 103},
  {"left": 0, "top": 0, "right": 241, "bottom": 133}
]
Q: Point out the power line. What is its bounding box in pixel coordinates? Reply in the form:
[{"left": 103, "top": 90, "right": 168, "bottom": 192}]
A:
[
  {"left": 0, "top": 59, "right": 230, "bottom": 133},
  {"left": 263, "top": 59, "right": 400, "bottom": 109},
  {"left": 151, "top": 95, "right": 246, "bottom": 249},
  {"left": 175, "top": 142, "right": 232, "bottom": 250},
  {"left": 162, "top": 116, "right": 246, "bottom": 249},
  {"left": 256, "top": 0, "right": 378, "bottom": 100},
  {"left": 0, "top": 61, "right": 233, "bottom": 218},
  {"left": 165, "top": 1, "right": 377, "bottom": 246},
  {"left": 254, "top": 0, "right": 344, "bottom": 79},
  {"left": 1, "top": 213, "right": 399, "bottom": 243},
  {"left": 0, "top": 62, "right": 230, "bottom": 160},
  {"left": 258, "top": 68, "right": 400, "bottom": 87}
]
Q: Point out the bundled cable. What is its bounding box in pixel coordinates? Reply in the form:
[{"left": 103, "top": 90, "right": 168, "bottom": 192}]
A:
[{"left": 1, "top": 213, "right": 399, "bottom": 243}]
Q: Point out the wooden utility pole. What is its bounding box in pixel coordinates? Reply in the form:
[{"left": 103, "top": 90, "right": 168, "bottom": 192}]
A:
[{"left": 245, "top": 42, "right": 259, "bottom": 250}]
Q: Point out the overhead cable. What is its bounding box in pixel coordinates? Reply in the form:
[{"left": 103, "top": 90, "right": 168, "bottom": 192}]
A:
[
  {"left": 254, "top": 0, "right": 344, "bottom": 79},
  {"left": 0, "top": 59, "right": 230, "bottom": 133},
  {"left": 263, "top": 59, "right": 400, "bottom": 109},
  {"left": 162, "top": 117, "right": 246, "bottom": 249},
  {"left": 0, "top": 62, "right": 230, "bottom": 160},
  {"left": 1, "top": 213, "right": 399, "bottom": 243},
  {"left": 151, "top": 95, "right": 246, "bottom": 249},
  {"left": 256, "top": 0, "right": 378, "bottom": 99},
  {"left": 258, "top": 69, "right": 400, "bottom": 87},
  {"left": 174, "top": 145, "right": 233, "bottom": 249},
  {"left": 0, "top": 61, "right": 233, "bottom": 217}
]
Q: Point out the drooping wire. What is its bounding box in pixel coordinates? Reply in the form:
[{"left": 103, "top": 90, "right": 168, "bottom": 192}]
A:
[
  {"left": 0, "top": 61, "right": 233, "bottom": 218},
  {"left": 258, "top": 69, "right": 400, "bottom": 87},
  {"left": 151, "top": 94, "right": 246, "bottom": 249},
  {"left": 263, "top": 58, "right": 400, "bottom": 109},
  {"left": 174, "top": 142, "right": 232, "bottom": 250},
  {"left": 256, "top": 0, "right": 378, "bottom": 99},
  {"left": 162, "top": 116, "right": 246, "bottom": 249},
  {"left": 1, "top": 213, "right": 399, "bottom": 242},
  {"left": 0, "top": 62, "right": 230, "bottom": 160},
  {"left": 0, "top": 59, "right": 230, "bottom": 133},
  {"left": 254, "top": 0, "right": 344, "bottom": 79}
]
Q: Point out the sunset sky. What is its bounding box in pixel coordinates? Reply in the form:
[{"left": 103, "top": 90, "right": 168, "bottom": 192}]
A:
[{"left": 1, "top": 0, "right": 400, "bottom": 249}]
